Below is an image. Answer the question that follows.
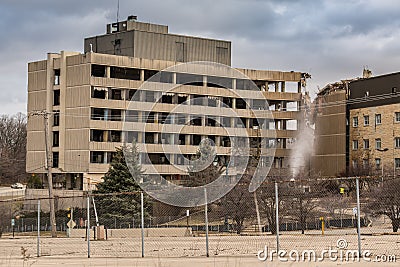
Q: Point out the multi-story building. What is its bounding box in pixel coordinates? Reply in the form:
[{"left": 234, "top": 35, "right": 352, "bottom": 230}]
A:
[
  {"left": 27, "top": 17, "right": 306, "bottom": 190},
  {"left": 348, "top": 72, "right": 400, "bottom": 177},
  {"left": 312, "top": 80, "right": 352, "bottom": 177}
]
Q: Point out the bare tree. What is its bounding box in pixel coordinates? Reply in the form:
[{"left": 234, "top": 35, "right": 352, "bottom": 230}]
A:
[
  {"left": 0, "top": 113, "right": 27, "bottom": 185},
  {"left": 221, "top": 174, "right": 255, "bottom": 234},
  {"left": 366, "top": 178, "right": 400, "bottom": 232}
]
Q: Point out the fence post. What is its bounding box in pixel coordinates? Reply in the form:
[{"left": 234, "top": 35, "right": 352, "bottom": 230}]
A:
[
  {"left": 141, "top": 192, "right": 144, "bottom": 258},
  {"left": 37, "top": 199, "right": 40, "bottom": 257},
  {"left": 87, "top": 193, "right": 90, "bottom": 258},
  {"left": 275, "top": 181, "right": 280, "bottom": 252},
  {"left": 204, "top": 188, "right": 209, "bottom": 257},
  {"left": 356, "top": 177, "right": 362, "bottom": 256}
]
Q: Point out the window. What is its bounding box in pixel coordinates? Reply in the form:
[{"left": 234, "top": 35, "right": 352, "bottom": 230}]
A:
[
  {"left": 395, "top": 137, "right": 400, "bottom": 148},
  {"left": 52, "top": 152, "right": 59, "bottom": 168},
  {"left": 396, "top": 158, "right": 400, "bottom": 168},
  {"left": 53, "top": 90, "right": 60, "bottom": 106},
  {"left": 353, "top": 117, "right": 358, "bottom": 127},
  {"left": 143, "top": 69, "right": 158, "bottom": 81},
  {"left": 52, "top": 131, "right": 59, "bottom": 147},
  {"left": 90, "top": 151, "right": 104, "bottom": 164},
  {"left": 54, "top": 69, "right": 60, "bottom": 85},
  {"left": 109, "top": 131, "right": 121, "bottom": 142},
  {"left": 362, "top": 159, "right": 369, "bottom": 169},
  {"left": 91, "top": 64, "right": 106, "bottom": 77},
  {"left": 375, "top": 114, "right": 382, "bottom": 125},
  {"left": 352, "top": 140, "right": 358, "bottom": 150},
  {"left": 375, "top": 158, "right": 381, "bottom": 170},
  {"left": 91, "top": 87, "right": 107, "bottom": 99},
  {"left": 90, "top": 130, "right": 104, "bottom": 142},
  {"left": 396, "top": 112, "right": 400, "bottom": 122},
  {"left": 91, "top": 108, "right": 106, "bottom": 120},
  {"left": 110, "top": 89, "right": 123, "bottom": 100},
  {"left": 110, "top": 66, "right": 140, "bottom": 80},
  {"left": 363, "top": 139, "right": 369, "bottom": 149},
  {"left": 235, "top": 98, "right": 247, "bottom": 109},
  {"left": 352, "top": 160, "right": 358, "bottom": 169},
  {"left": 375, "top": 138, "right": 381, "bottom": 149},
  {"left": 364, "top": 115, "right": 369, "bottom": 126},
  {"left": 53, "top": 111, "right": 60, "bottom": 126}
]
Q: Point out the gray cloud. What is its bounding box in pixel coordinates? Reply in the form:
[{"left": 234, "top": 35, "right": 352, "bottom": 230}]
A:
[{"left": 1, "top": 0, "right": 400, "bottom": 114}]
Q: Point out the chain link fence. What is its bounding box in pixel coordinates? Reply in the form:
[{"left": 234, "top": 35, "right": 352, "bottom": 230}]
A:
[{"left": 0, "top": 177, "right": 399, "bottom": 262}]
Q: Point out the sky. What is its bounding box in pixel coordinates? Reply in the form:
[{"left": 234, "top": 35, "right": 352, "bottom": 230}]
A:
[{"left": 1, "top": 0, "right": 400, "bottom": 115}]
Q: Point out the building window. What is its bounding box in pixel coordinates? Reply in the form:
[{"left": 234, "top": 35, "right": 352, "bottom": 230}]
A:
[
  {"left": 53, "top": 111, "right": 60, "bottom": 126},
  {"left": 90, "top": 130, "right": 104, "bottom": 142},
  {"left": 375, "top": 138, "right": 381, "bottom": 149},
  {"left": 52, "top": 152, "right": 59, "bottom": 168},
  {"left": 53, "top": 90, "right": 60, "bottom": 106},
  {"left": 396, "top": 112, "right": 400, "bottom": 122},
  {"left": 54, "top": 69, "right": 60, "bottom": 85},
  {"left": 395, "top": 137, "right": 400, "bottom": 148},
  {"left": 353, "top": 117, "right": 358, "bottom": 127},
  {"left": 363, "top": 115, "right": 369, "bottom": 126},
  {"left": 352, "top": 160, "right": 358, "bottom": 169},
  {"left": 375, "top": 158, "right": 381, "bottom": 170},
  {"left": 396, "top": 158, "right": 400, "bottom": 168},
  {"left": 352, "top": 140, "right": 358, "bottom": 150},
  {"left": 91, "top": 64, "right": 106, "bottom": 77},
  {"left": 91, "top": 87, "right": 107, "bottom": 99},
  {"left": 375, "top": 114, "right": 382, "bottom": 125},
  {"left": 90, "top": 151, "right": 105, "bottom": 164},
  {"left": 363, "top": 139, "right": 369, "bottom": 149},
  {"left": 362, "top": 159, "right": 369, "bottom": 169},
  {"left": 53, "top": 131, "right": 59, "bottom": 147}
]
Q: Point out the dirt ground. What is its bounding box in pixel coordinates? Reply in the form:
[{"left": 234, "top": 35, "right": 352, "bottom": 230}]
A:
[{"left": 1, "top": 226, "right": 399, "bottom": 266}]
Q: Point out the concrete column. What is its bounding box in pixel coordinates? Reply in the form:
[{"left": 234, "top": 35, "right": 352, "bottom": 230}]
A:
[
  {"left": 215, "top": 136, "right": 221, "bottom": 146},
  {"left": 106, "top": 66, "right": 110, "bottom": 78},
  {"left": 140, "top": 69, "right": 145, "bottom": 81},
  {"left": 232, "top": 79, "right": 236, "bottom": 90},
  {"left": 154, "top": 133, "right": 159, "bottom": 144},
  {"left": 137, "top": 132, "right": 143, "bottom": 143},
  {"left": 185, "top": 134, "right": 191, "bottom": 146},
  {"left": 203, "top": 76, "right": 207, "bottom": 87},
  {"left": 246, "top": 118, "right": 250, "bottom": 129},
  {"left": 298, "top": 82, "right": 302, "bottom": 93},
  {"left": 232, "top": 98, "right": 236, "bottom": 109},
  {"left": 281, "top": 82, "right": 285, "bottom": 92},
  {"left": 275, "top": 82, "right": 279, "bottom": 92},
  {"left": 172, "top": 73, "right": 177, "bottom": 84}
]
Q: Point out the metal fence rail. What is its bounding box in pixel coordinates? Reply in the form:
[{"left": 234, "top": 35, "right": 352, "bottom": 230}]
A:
[{"left": 0, "top": 177, "right": 399, "bottom": 262}]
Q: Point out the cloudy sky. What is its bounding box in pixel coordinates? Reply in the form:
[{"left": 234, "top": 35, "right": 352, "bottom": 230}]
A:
[{"left": 1, "top": 0, "right": 400, "bottom": 115}]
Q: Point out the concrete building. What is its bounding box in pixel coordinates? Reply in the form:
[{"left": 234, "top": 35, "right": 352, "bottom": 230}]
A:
[
  {"left": 312, "top": 81, "right": 350, "bottom": 177},
  {"left": 27, "top": 17, "right": 306, "bottom": 190},
  {"left": 348, "top": 72, "right": 400, "bottom": 178}
]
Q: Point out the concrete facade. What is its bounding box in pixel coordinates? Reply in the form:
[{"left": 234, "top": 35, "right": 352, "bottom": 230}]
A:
[{"left": 26, "top": 19, "right": 305, "bottom": 190}]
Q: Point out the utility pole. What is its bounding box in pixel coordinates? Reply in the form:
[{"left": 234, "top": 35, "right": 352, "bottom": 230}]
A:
[{"left": 30, "top": 111, "right": 57, "bottom": 237}]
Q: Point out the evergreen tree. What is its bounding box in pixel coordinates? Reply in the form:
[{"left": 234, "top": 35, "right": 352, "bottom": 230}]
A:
[{"left": 94, "top": 141, "right": 150, "bottom": 226}]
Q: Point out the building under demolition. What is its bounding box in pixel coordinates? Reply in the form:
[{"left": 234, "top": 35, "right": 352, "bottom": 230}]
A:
[{"left": 27, "top": 17, "right": 307, "bottom": 190}]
